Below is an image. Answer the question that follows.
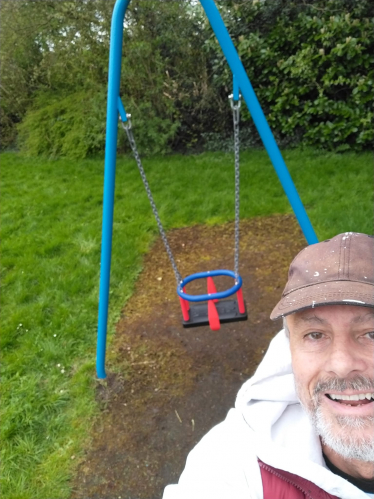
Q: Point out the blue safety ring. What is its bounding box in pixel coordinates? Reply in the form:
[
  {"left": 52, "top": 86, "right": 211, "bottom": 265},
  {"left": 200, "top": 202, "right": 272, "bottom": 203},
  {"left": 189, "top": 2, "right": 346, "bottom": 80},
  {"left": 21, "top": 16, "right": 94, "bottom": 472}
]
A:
[{"left": 177, "top": 270, "right": 242, "bottom": 303}]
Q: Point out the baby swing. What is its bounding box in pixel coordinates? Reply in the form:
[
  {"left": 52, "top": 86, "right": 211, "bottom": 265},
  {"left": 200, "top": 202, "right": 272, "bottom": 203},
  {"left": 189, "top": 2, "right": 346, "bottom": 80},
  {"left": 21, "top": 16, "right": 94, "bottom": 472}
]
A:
[{"left": 120, "top": 80, "right": 247, "bottom": 332}]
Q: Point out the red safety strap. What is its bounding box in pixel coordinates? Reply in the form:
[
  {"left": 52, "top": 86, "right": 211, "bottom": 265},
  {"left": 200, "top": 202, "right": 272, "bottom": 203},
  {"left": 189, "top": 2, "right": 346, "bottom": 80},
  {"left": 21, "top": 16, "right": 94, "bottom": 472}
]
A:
[
  {"left": 207, "top": 277, "right": 219, "bottom": 303},
  {"left": 208, "top": 300, "right": 220, "bottom": 330},
  {"left": 179, "top": 296, "right": 189, "bottom": 321},
  {"left": 236, "top": 287, "right": 245, "bottom": 314},
  {"left": 183, "top": 287, "right": 190, "bottom": 311}
]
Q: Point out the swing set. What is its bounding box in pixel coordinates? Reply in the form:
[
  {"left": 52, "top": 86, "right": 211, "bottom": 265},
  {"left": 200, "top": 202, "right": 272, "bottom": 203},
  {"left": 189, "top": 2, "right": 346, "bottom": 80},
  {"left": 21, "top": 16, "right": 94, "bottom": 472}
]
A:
[{"left": 96, "top": 0, "right": 318, "bottom": 379}]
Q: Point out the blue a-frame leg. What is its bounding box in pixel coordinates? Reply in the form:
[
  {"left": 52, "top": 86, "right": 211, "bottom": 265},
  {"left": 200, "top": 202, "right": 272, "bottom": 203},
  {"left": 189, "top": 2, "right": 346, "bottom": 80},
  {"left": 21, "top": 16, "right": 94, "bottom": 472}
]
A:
[{"left": 96, "top": 0, "right": 318, "bottom": 379}]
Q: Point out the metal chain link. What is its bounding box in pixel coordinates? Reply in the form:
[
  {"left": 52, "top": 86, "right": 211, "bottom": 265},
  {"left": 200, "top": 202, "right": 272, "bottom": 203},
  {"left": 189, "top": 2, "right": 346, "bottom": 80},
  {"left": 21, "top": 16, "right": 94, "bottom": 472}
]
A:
[
  {"left": 120, "top": 115, "right": 183, "bottom": 285},
  {"left": 229, "top": 95, "right": 241, "bottom": 282}
]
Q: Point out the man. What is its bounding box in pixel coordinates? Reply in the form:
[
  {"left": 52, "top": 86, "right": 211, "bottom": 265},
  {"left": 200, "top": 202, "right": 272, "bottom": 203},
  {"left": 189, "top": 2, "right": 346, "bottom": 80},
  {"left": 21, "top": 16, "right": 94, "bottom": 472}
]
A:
[{"left": 163, "top": 232, "right": 374, "bottom": 499}]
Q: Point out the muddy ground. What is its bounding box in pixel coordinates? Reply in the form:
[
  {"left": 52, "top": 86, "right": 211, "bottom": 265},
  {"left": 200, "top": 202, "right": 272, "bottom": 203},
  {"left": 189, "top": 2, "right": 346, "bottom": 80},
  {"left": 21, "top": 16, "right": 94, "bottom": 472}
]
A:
[{"left": 71, "top": 214, "right": 306, "bottom": 499}]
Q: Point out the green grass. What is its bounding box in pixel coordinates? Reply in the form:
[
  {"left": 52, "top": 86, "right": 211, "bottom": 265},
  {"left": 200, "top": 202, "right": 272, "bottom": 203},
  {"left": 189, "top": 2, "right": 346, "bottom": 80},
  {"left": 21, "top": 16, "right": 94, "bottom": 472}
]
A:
[{"left": 1, "top": 148, "right": 372, "bottom": 499}]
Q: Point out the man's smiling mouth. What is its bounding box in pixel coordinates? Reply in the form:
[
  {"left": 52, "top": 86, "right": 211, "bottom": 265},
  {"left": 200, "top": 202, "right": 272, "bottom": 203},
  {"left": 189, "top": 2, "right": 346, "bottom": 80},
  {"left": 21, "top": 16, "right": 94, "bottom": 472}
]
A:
[{"left": 325, "top": 393, "right": 374, "bottom": 407}]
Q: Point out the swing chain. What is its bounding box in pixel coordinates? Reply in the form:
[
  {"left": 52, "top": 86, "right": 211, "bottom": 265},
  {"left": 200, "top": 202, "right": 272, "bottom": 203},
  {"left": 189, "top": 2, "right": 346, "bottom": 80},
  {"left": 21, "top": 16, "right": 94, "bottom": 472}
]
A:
[
  {"left": 229, "top": 94, "right": 241, "bottom": 282},
  {"left": 120, "top": 114, "right": 183, "bottom": 286},
  {"left": 121, "top": 92, "right": 241, "bottom": 287}
]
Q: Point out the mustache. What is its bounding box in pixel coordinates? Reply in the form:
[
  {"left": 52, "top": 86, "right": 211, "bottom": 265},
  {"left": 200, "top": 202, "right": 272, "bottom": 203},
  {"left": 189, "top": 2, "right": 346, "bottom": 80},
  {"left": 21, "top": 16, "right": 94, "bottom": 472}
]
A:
[{"left": 313, "top": 375, "right": 374, "bottom": 396}]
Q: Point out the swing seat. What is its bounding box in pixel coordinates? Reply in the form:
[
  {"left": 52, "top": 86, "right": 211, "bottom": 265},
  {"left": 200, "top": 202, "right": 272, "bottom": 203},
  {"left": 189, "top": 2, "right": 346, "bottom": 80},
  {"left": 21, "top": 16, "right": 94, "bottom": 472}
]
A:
[
  {"left": 177, "top": 270, "right": 247, "bottom": 330},
  {"left": 182, "top": 299, "right": 247, "bottom": 328}
]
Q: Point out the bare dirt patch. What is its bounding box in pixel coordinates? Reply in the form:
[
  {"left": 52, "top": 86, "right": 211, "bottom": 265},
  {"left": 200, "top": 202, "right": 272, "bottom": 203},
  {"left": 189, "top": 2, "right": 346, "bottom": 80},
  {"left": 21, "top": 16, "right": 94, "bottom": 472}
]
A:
[{"left": 71, "top": 214, "right": 305, "bottom": 499}]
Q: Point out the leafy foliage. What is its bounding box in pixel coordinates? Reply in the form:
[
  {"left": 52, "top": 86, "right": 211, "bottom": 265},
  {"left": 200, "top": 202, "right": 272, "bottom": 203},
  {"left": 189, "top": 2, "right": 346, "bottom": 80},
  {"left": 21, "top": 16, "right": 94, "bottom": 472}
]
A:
[
  {"left": 18, "top": 90, "right": 107, "bottom": 159},
  {"left": 210, "top": 0, "right": 374, "bottom": 151},
  {"left": 1, "top": 0, "right": 373, "bottom": 155},
  {"left": 117, "top": 0, "right": 220, "bottom": 154}
]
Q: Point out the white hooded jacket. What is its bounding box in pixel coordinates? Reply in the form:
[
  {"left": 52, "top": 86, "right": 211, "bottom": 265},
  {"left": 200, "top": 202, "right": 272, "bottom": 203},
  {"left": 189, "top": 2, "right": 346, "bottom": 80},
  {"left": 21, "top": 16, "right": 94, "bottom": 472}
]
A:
[{"left": 163, "top": 329, "right": 373, "bottom": 499}]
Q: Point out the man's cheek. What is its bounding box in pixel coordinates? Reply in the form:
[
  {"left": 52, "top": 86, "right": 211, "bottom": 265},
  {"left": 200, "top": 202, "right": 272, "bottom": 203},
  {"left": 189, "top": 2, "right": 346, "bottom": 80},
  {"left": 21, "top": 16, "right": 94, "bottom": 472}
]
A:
[{"left": 294, "top": 376, "right": 310, "bottom": 407}]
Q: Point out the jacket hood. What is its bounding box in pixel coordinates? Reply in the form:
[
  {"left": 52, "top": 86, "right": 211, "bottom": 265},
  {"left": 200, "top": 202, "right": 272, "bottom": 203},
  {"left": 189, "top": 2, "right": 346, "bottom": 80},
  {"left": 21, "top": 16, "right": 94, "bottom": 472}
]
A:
[
  {"left": 235, "top": 330, "right": 299, "bottom": 430},
  {"left": 235, "top": 329, "right": 324, "bottom": 464},
  {"left": 234, "top": 329, "right": 371, "bottom": 499},
  {"left": 235, "top": 329, "right": 298, "bottom": 433}
]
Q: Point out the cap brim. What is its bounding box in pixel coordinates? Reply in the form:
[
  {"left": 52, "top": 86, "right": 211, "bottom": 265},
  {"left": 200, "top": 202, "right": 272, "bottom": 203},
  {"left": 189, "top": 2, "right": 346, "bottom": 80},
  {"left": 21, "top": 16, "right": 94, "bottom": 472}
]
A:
[{"left": 270, "top": 280, "right": 374, "bottom": 320}]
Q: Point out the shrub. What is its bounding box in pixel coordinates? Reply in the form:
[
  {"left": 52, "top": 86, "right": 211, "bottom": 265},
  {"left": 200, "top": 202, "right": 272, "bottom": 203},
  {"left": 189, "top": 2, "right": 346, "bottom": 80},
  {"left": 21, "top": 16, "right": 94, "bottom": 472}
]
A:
[
  {"left": 208, "top": 0, "right": 374, "bottom": 151},
  {"left": 18, "top": 90, "right": 107, "bottom": 159}
]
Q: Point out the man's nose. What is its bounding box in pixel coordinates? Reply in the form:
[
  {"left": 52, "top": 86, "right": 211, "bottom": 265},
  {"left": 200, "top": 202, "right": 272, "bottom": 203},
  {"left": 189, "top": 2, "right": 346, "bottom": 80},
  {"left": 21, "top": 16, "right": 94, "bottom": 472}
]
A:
[{"left": 325, "top": 336, "right": 367, "bottom": 377}]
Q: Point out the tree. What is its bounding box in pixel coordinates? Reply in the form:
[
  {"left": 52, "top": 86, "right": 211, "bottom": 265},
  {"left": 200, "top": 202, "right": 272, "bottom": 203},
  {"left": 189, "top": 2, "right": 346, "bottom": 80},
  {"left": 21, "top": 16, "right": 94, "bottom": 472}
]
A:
[{"left": 1, "top": 0, "right": 114, "bottom": 150}]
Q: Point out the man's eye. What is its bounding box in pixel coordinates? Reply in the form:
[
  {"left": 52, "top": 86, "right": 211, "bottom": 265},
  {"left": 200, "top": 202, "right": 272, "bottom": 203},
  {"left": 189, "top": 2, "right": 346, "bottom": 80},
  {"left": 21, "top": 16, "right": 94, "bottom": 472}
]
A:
[
  {"left": 365, "top": 331, "right": 374, "bottom": 340},
  {"left": 306, "top": 332, "right": 324, "bottom": 340}
]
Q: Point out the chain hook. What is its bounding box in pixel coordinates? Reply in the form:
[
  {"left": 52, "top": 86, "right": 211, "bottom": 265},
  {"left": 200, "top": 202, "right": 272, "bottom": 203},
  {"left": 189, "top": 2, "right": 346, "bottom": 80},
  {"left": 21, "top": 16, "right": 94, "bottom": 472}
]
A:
[
  {"left": 228, "top": 93, "right": 242, "bottom": 111},
  {"left": 120, "top": 113, "right": 132, "bottom": 131}
]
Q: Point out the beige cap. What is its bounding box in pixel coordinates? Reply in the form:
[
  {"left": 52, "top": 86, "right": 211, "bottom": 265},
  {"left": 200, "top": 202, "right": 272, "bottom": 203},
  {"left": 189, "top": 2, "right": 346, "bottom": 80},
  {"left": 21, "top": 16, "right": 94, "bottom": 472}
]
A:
[{"left": 270, "top": 232, "right": 374, "bottom": 320}]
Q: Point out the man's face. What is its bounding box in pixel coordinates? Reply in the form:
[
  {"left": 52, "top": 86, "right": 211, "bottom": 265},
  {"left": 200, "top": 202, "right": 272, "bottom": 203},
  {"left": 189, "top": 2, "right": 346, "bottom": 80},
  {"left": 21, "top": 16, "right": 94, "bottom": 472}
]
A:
[{"left": 288, "top": 305, "right": 374, "bottom": 462}]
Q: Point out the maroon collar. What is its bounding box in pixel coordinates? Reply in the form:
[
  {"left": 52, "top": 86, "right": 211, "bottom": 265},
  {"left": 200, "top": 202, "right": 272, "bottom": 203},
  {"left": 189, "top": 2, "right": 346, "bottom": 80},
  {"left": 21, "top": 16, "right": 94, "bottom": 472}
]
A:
[{"left": 258, "top": 458, "right": 340, "bottom": 499}]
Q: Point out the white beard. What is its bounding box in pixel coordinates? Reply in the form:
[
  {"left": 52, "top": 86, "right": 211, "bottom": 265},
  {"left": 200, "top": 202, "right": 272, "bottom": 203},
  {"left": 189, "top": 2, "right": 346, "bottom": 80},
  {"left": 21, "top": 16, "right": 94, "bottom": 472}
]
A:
[
  {"left": 311, "top": 404, "right": 374, "bottom": 462},
  {"left": 295, "top": 377, "right": 374, "bottom": 462}
]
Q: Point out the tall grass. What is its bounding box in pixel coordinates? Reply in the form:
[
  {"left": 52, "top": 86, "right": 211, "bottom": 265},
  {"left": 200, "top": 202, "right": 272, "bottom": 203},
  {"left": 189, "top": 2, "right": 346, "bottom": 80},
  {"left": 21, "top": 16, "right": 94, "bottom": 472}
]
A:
[{"left": 1, "top": 149, "right": 372, "bottom": 498}]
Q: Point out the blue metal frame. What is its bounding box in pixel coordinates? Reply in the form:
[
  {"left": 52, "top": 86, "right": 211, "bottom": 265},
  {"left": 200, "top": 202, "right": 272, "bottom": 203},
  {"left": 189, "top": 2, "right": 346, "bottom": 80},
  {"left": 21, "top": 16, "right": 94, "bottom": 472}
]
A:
[
  {"left": 177, "top": 270, "right": 242, "bottom": 302},
  {"left": 233, "top": 75, "right": 240, "bottom": 101},
  {"left": 96, "top": 0, "right": 318, "bottom": 379}
]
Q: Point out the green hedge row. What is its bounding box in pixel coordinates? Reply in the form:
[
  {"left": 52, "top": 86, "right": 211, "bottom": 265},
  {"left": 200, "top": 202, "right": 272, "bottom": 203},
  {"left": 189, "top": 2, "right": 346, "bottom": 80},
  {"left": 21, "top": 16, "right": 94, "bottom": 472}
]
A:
[
  {"left": 4, "top": 0, "right": 374, "bottom": 157},
  {"left": 209, "top": 0, "right": 374, "bottom": 151}
]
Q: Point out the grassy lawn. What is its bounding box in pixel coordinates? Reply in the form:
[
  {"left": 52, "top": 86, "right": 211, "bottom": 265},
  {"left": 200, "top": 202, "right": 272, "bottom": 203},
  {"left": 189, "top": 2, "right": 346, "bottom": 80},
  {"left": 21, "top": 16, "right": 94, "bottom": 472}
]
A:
[{"left": 1, "top": 148, "right": 373, "bottom": 499}]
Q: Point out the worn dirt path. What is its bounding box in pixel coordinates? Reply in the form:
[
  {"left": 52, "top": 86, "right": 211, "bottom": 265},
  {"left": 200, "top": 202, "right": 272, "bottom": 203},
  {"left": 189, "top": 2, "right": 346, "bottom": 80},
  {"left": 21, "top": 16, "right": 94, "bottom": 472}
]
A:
[{"left": 71, "top": 214, "right": 305, "bottom": 499}]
